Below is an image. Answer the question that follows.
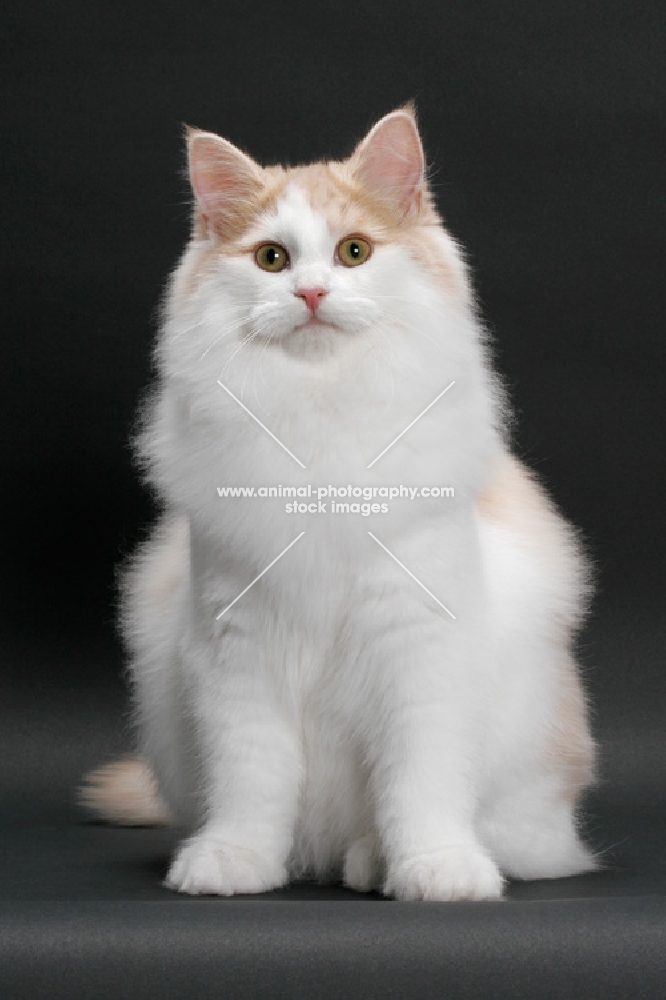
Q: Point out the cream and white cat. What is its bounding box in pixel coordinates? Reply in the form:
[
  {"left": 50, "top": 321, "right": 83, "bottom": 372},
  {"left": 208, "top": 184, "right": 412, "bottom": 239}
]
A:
[{"left": 82, "top": 107, "right": 596, "bottom": 900}]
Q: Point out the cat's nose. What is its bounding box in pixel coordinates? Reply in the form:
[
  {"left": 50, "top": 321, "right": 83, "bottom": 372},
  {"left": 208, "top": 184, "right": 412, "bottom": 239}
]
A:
[{"left": 295, "top": 287, "right": 328, "bottom": 315}]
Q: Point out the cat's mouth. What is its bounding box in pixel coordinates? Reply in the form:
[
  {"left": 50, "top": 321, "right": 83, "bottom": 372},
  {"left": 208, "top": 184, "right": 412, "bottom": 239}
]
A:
[{"left": 294, "top": 317, "right": 339, "bottom": 333}]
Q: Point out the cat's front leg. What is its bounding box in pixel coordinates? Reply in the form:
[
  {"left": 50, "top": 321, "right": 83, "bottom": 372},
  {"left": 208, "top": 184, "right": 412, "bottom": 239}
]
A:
[
  {"left": 373, "top": 705, "right": 503, "bottom": 901},
  {"left": 165, "top": 619, "right": 302, "bottom": 896},
  {"left": 359, "top": 602, "right": 503, "bottom": 902}
]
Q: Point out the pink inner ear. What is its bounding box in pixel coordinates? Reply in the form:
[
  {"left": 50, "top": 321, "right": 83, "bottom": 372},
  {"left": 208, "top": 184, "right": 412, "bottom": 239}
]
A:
[
  {"left": 188, "top": 134, "right": 261, "bottom": 229},
  {"left": 354, "top": 112, "right": 425, "bottom": 217}
]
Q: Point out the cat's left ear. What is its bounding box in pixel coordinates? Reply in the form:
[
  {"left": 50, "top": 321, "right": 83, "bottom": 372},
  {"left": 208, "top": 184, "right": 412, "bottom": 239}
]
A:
[{"left": 349, "top": 105, "right": 425, "bottom": 220}]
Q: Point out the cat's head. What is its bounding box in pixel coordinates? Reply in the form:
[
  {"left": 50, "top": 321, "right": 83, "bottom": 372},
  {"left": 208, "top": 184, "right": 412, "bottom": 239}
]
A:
[{"left": 170, "top": 107, "right": 471, "bottom": 365}]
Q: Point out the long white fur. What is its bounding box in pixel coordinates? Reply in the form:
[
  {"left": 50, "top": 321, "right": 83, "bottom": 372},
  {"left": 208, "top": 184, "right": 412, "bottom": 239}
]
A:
[{"left": 83, "top": 111, "right": 596, "bottom": 899}]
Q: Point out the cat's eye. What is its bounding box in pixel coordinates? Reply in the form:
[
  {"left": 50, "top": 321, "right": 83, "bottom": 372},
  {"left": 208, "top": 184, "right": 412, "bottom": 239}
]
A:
[
  {"left": 255, "top": 243, "right": 290, "bottom": 273},
  {"left": 337, "top": 236, "right": 372, "bottom": 268}
]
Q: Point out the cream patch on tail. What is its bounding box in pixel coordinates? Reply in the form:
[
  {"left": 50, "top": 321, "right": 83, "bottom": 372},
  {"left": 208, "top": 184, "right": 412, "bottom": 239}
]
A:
[{"left": 78, "top": 756, "right": 172, "bottom": 826}]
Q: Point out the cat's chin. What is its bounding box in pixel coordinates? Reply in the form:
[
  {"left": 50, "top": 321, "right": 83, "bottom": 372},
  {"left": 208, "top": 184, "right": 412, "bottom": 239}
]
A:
[{"left": 281, "top": 319, "right": 355, "bottom": 359}]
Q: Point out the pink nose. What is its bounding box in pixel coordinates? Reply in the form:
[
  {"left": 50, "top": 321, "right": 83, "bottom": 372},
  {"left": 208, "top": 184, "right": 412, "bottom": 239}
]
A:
[{"left": 295, "top": 287, "right": 328, "bottom": 315}]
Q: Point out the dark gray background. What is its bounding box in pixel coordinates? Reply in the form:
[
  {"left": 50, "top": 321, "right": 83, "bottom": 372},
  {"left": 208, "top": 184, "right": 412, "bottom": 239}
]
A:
[{"left": 1, "top": 1, "right": 665, "bottom": 995}]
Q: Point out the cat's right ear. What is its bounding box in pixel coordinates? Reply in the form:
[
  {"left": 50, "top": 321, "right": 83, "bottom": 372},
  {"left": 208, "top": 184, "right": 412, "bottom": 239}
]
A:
[{"left": 185, "top": 127, "right": 263, "bottom": 238}]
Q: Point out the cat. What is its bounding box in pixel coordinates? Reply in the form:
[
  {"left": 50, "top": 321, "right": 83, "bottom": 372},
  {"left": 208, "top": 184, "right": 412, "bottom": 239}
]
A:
[{"left": 80, "top": 105, "right": 597, "bottom": 900}]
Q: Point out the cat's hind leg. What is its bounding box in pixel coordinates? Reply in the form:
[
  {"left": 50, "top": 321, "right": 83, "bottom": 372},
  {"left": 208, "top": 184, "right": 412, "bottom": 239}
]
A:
[
  {"left": 478, "top": 654, "right": 597, "bottom": 881},
  {"left": 477, "top": 779, "right": 597, "bottom": 881},
  {"left": 476, "top": 457, "right": 597, "bottom": 882}
]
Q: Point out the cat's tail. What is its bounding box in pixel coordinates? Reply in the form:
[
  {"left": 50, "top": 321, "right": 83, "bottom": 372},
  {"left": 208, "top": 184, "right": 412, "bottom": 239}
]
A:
[{"left": 78, "top": 756, "right": 172, "bottom": 826}]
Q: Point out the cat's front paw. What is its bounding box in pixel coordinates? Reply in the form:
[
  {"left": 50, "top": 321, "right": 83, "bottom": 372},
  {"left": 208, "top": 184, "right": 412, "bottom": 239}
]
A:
[
  {"left": 165, "top": 833, "right": 287, "bottom": 896},
  {"left": 385, "top": 844, "right": 504, "bottom": 902}
]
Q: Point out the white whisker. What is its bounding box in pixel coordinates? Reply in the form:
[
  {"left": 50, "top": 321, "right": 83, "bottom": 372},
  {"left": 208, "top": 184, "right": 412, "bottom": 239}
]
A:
[
  {"left": 219, "top": 328, "right": 261, "bottom": 375},
  {"left": 198, "top": 319, "right": 245, "bottom": 359}
]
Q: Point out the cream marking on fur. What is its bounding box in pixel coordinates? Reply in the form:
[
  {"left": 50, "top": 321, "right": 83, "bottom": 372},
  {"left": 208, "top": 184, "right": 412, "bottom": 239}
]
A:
[
  {"left": 367, "top": 531, "right": 456, "bottom": 620},
  {"left": 216, "top": 379, "right": 306, "bottom": 467},
  {"left": 366, "top": 380, "right": 455, "bottom": 468},
  {"left": 215, "top": 531, "right": 305, "bottom": 619}
]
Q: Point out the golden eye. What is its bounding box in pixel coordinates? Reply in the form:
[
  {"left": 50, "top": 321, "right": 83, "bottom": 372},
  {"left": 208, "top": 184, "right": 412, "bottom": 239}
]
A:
[
  {"left": 255, "top": 243, "right": 289, "bottom": 272},
  {"left": 337, "top": 236, "right": 372, "bottom": 267}
]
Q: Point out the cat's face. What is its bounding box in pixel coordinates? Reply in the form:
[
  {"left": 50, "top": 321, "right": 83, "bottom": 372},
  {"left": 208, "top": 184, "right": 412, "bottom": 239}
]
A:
[
  {"left": 208, "top": 181, "right": 386, "bottom": 349},
  {"left": 171, "top": 108, "right": 470, "bottom": 365}
]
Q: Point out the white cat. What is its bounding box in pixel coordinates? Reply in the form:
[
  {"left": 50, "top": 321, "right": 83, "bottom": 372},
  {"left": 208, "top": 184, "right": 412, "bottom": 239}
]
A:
[{"left": 81, "top": 106, "right": 596, "bottom": 900}]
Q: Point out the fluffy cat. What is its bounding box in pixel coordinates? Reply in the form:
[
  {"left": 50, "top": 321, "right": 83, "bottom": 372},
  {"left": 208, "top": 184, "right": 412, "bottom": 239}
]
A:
[{"left": 81, "top": 106, "right": 596, "bottom": 900}]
